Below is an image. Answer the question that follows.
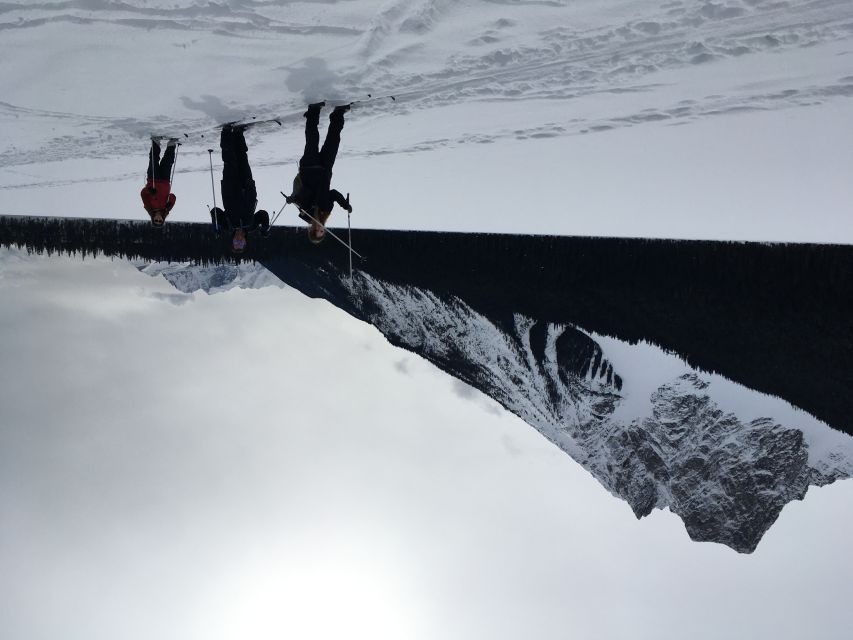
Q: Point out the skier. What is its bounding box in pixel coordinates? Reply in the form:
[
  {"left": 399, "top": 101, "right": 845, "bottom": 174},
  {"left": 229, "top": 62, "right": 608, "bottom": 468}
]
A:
[
  {"left": 286, "top": 102, "right": 352, "bottom": 244},
  {"left": 210, "top": 206, "right": 270, "bottom": 253},
  {"left": 141, "top": 138, "right": 179, "bottom": 227},
  {"left": 213, "top": 124, "right": 270, "bottom": 254}
]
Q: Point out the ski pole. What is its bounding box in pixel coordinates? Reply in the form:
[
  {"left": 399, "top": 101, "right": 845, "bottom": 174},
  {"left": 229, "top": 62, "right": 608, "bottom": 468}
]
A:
[
  {"left": 149, "top": 141, "right": 155, "bottom": 188},
  {"left": 208, "top": 149, "right": 218, "bottom": 233},
  {"left": 284, "top": 193, "right": 365, "bottom": 260},
  {"left": 170, "top": 142, "right": 179, "bottom": 185},
  {"left": 270, "top": 197, "right": 289, "bottom": 228},
  {"left": 346, "top": 193, "right": 352, "bottom": 278}
]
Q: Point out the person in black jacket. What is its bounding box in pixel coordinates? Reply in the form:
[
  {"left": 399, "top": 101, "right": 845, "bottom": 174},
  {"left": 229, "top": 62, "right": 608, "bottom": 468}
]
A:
[
  {"left": 216, "top": 124, "right": 269, "bottom": 253},
  {"left": 210, "top": 206, "right": 269, "bottom": 253},
  {"left": 287, "top": 102, "right": 352, "bottom": 244}
]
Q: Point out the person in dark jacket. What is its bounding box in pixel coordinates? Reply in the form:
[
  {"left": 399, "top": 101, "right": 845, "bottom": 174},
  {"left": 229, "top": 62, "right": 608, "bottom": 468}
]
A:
[
  {"left": 216, "top": 124, "right": 269, "bottom": 253},
  {"left": 287, "top": 102, "right": 352, "bottom": 244},
  {"left": 210, "top": 206, "right": 270, "bottom": 253},
  {"left": 141, "top": 138, "right": 178, "bottom": 227}
]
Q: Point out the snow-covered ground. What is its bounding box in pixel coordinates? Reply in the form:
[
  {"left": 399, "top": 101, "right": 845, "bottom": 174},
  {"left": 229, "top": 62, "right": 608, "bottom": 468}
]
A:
[{"left": 1, "top": 0, "right": 851, "bottom": 240}]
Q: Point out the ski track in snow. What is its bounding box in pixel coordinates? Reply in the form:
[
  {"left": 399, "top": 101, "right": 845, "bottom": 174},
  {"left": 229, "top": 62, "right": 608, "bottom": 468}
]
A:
[{"left": 1, "top": 0, "right": 852, "bottom": 185}]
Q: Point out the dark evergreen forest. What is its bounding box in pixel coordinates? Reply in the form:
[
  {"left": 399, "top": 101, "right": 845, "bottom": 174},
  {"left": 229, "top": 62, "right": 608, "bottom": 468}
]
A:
[{"left": 2, "top": 215, "right": 852, "bottom": 435}]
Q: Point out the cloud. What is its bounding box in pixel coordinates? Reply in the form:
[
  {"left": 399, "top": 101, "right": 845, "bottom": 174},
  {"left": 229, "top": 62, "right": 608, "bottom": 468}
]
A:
[
  {"left": 451, "top": 378, "right": 477, "bottom": 400},
  {"left": 501, "top": 433, "right": 523, "bottom": 457},
  {"left": 149, "top": 291, "right": 193, "bottom": 306}
]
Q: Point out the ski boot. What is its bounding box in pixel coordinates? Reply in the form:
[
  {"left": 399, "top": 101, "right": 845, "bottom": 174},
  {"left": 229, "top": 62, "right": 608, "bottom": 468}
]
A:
[
  {"left": 330, "top": 103, "right": 351, "bottom": 124},
  {"left": 304, "top": 101, "right": 325, "bottom": 118}
]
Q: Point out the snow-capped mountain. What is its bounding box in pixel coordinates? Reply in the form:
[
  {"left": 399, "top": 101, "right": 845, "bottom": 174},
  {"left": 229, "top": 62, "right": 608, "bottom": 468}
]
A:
[
  {"left": 142, "top": 260, "right": 853, "bottom": 553},
  {"left": 135, "top": 261, "right": 284, "bottom": 295},
  {"left": 347, "top": 274, "right": 853, "bottom": 553}
]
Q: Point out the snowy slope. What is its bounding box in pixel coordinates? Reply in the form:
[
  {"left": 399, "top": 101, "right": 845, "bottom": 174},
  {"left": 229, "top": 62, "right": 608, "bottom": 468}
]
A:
[
  {"left": 141, "top": 260, "right": 853, "bottom": 552},
  {"left": 0, "top": 0, "right": 851, "bottom": 240}
]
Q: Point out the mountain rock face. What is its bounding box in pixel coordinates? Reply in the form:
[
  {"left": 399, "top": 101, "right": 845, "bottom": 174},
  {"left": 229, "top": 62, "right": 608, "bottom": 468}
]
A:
[
  {"left": 143, "top": 262, "right": 853, "bottom": 553},
  {"left": 135, "top": 261, "right": 283, "bottom": 294},
  {"left": 620, "top": 375, "right": 814, "bottom": 551},
  {"left": 345, "top": 274, "right": 853, "bottom": 553}
]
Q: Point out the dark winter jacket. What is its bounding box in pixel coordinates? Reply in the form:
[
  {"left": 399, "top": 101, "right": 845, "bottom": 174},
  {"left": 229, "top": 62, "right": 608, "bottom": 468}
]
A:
[
  {"left": 220, "top": 177, "right": 257, "bottom": 229},
  {"left": 140, "top": 179, "right": 176, "bottom": 213},
  {"left": 210, "top": 207, "right": 268, "bottom": 235},
  {"left": 291, "top": 168, "right": 349, "bottom": 215}
]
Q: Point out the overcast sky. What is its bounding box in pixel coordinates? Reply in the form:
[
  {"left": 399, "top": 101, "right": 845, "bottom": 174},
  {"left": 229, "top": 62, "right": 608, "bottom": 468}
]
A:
[{"left": 1, "top": 251, "right": 852, "bottom": 640}]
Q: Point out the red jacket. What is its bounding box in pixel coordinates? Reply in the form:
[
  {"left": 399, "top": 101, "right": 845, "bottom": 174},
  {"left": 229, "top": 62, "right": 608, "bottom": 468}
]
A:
[{"left": 141, "top": 179, "right": 176, "bottom": 212}]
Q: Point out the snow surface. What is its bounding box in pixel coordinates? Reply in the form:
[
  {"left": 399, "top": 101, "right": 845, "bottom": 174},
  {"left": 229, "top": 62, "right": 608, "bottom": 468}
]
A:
[{"left": 0, "top": 0, "right": 851, "bottom": 241}]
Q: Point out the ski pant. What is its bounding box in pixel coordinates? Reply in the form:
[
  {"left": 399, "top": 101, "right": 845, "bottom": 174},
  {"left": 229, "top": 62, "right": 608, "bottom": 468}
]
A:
[
  {"left": 220, "top": 127, "right": 257, "bottom": 229},
  {"left": 300, "top": 109, "right": 344, "bottom": 172},
  {"left": 147, "top": 142, "right": 175, "bottom": 182}
]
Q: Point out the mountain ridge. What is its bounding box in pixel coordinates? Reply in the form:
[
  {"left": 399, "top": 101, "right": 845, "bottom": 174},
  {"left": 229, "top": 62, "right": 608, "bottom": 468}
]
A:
[{"left": 137, "top": 259, "right": 853, "bottom": 553}]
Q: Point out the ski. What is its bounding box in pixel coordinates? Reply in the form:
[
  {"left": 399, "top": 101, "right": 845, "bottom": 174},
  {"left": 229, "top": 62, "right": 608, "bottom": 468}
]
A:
[
  {"left": 321, "top": 95, "right": 396, "bottom": 110},
  {"left": 218, "top": 117, "right": 282, "bottom": 130},
  {"left": 149, "top": 134, "right": 185, "bottom": 144},
  {"left": 349, "top": 93, "right": 396, "bottom": 107}
]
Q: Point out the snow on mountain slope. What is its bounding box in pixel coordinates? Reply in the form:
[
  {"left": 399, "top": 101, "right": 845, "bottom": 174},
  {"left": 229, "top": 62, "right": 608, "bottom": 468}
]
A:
[
  {"left": 0, "top": 0, "right": 851, "bottom": 241},
  {"left": 140, "top": 260, "right": 853, "bottom": 552},
  {"left": 345, "top": 272, "right": 853, "bottom": 553},
  {"left": 136, "top": 260, "right": 284, "bottom": 294}
]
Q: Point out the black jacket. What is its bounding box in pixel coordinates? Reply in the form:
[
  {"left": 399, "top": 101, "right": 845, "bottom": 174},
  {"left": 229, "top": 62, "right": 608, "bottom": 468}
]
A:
[
  {"left": 211, "top": 207, "right": 268, "bottom": 235},
  {"left": 291, "top": 167, "right": 348, "bottom": 215},
  {"left": 220, "top": 177, "right": 257, "bottom": 229}
]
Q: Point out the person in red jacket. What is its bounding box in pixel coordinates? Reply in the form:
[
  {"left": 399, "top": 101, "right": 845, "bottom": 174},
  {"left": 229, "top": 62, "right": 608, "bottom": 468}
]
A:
[{"left": 141, "top": 138, "right": 178, "bottom": 227}]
